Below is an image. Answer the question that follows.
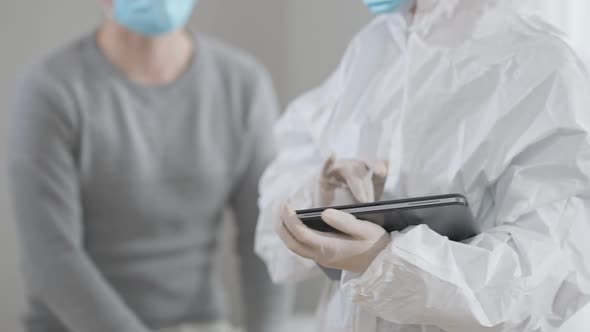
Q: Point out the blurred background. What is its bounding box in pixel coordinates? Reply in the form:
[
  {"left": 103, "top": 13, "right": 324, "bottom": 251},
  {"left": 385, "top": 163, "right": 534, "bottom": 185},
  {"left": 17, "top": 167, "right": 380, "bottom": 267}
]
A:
[{"left": 1, "top": 1, "right": 590, "bottom": 331}]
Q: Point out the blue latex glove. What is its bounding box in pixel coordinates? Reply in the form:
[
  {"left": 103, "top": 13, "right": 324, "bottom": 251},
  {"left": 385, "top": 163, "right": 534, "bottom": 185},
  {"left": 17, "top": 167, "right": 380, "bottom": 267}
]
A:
[{"left": 363, "top": 0, "right": 407, "bottom": 14}]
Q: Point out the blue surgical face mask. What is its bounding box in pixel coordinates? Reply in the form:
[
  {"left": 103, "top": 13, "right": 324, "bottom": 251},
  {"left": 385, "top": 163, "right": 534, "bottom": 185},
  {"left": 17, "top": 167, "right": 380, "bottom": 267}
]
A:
[
  {"left": 364, "top": 0, "right": 409, "bottom": 15},
  {"left": 114, "top": 0, "right": 198, "bottom": 37}
]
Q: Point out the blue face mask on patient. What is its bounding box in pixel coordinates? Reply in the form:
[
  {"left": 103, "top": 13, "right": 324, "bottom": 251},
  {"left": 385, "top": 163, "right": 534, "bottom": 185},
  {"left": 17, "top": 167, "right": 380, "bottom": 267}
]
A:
[
  {"left": 363, "top": 0, "right": 409, "bottom": 15},
  {"left": 114, "top": 0, "right": 198, "bottom": 37}
]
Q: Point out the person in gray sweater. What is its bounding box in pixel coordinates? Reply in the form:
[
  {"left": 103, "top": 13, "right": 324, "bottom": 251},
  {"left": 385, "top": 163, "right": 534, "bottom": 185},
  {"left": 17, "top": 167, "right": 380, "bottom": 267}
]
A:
[{"left": 7, "top": 1, "right": 293, "bottom": 332}]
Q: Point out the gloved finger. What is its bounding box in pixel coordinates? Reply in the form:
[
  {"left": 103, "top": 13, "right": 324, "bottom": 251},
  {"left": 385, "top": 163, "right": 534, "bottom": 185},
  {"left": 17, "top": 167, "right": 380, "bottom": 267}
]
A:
[
  {"left": 327, "top": 159, "right": 362, "bottom": 181},
  {"left": 365, "top": 160, "right": 389, "bottom": 200},
  {"left": 275, "top": 220, "right": 317, "bottom": 260},
  {"left": 372, "top": 175, "right": 387, "bottom": 201},
  {"left": 280, "top": 204, "right": 332, "bottom": 250},
  {"left": 343, "top": 172, "right": 374, "bottom": 203},
  {"left": 319, "top": 155, "right": 340, "bottom": 206},
  {"left": 365, "top": 160, "right": 388, "bottom": 179},
  {"left": 321, "top": 154, "right": 337, "bottom": 178},
  {"left": 321, "top": 209, "right": 378, "bottom": 238},
  {"left": 331, "top": 161, "right": 372, "bottom": 203}
]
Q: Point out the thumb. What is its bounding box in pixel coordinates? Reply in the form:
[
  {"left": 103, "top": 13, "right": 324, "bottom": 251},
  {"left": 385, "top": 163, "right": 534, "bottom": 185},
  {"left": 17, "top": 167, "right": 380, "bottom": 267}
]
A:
[{"left": 321, "top": 209, "right": 378, "bottom": 238}]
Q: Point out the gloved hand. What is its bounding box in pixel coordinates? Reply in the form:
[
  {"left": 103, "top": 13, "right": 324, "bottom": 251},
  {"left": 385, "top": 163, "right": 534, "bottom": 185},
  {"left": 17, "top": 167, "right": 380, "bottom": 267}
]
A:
[
  {"left": 276, "top": 205, "right": 390, "bottom": 273},
  {"left": 318, "top": 155, "right": 388, "bottom": 207},
  {"left": 363, "top": 0, "right": 408, "bottom": 15}
]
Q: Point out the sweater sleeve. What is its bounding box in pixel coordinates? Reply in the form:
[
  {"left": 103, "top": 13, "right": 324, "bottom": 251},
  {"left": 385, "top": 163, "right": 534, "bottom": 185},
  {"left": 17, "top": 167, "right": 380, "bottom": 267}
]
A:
[
  {"left": 229, "top": 67, "right": 295, "bottom": 332},
  {"left": 7, "top": 66, "right": 151, "bottom": 332}
]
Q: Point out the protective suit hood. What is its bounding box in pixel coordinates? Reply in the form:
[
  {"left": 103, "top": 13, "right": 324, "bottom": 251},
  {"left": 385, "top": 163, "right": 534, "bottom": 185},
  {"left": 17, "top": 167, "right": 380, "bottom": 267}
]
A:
[
  {"left": 412, "top": 0, "right": 530, "bottom": 40},
  {"left": 415, "top": 0, "right": 526, "bottom": 21}
]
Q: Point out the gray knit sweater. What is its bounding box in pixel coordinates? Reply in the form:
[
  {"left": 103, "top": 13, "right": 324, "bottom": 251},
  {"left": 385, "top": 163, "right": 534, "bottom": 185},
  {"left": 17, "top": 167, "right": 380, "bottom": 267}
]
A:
[{"left": 7, "top": 33, "right": 292, "bottom": 332}]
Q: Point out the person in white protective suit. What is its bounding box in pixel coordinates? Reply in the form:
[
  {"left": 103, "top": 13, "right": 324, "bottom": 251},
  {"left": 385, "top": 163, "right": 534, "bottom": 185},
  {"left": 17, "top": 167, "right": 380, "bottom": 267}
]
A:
[{"left": 255, "top": 0, "right": 590, "bottom": 331}]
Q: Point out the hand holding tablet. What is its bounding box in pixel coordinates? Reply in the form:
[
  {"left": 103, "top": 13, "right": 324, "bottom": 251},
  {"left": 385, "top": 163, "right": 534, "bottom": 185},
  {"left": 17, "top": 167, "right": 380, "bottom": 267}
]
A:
[
  {"left": 296, "top": 194, "right": 479, "bottom": 242},
  {"left": 279, "top": 194, "right": 480, "bottom": 280}
]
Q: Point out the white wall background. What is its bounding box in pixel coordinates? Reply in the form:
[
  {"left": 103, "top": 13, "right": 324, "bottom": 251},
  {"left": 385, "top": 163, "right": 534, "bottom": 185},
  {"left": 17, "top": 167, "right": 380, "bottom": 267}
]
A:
[{"left": 1, "top": 1, "right": 589, "bottom": 331}]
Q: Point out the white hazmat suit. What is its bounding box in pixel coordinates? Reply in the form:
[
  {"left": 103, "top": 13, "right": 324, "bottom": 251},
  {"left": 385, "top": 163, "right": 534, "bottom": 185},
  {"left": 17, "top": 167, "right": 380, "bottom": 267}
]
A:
[{"left": 256, "top": 0, "right": 590, "bottom": 331}]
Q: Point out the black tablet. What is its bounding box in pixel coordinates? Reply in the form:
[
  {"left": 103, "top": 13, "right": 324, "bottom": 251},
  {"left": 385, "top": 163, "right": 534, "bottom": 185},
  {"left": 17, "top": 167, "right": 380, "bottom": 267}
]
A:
[
  {"left": 296, "top": 194, "right": 479, "bottom": 242},
  {"left": 296, "top": 194, "right": 480, "bottom": 280}
]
